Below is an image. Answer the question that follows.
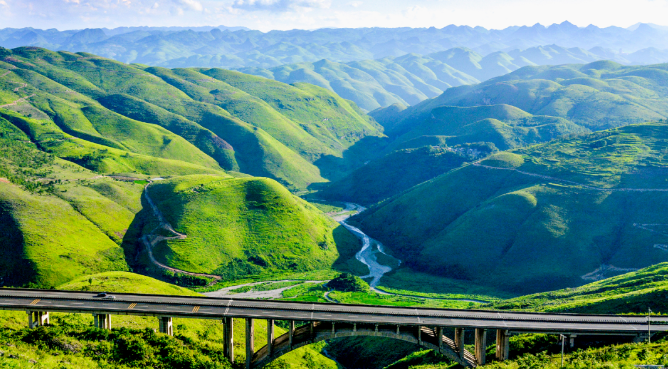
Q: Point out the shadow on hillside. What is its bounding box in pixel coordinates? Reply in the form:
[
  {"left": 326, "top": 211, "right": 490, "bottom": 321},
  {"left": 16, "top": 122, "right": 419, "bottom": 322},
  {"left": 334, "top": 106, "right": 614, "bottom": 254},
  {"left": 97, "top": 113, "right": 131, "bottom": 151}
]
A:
[
  {"left": 312, "top": 136, "right": 390, "bottom": 184},
  {"left": 0, "top": 207, "right": 37, "bottom": 287}
]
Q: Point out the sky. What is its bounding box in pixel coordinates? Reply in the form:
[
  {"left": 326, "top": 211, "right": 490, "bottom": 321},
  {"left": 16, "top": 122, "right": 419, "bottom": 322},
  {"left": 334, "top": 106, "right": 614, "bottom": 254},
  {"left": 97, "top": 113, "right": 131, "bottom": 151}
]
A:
[{"left": 1, "top": 0, "right": 668, "bottom": 32}]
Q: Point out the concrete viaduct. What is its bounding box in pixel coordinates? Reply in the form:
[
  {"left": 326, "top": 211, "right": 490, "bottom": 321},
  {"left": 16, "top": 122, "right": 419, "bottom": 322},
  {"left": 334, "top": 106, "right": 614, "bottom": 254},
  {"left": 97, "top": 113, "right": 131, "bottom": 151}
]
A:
[{"left": 2, "top": 288, "right": 665, "bottom": 368}]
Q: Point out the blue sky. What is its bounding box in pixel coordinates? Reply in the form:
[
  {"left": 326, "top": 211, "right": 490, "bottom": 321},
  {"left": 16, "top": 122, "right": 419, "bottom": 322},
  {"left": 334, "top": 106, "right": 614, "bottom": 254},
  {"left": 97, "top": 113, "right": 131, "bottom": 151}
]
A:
[{"left": 1, "top": 0, "right": 667, "bottom": 31}]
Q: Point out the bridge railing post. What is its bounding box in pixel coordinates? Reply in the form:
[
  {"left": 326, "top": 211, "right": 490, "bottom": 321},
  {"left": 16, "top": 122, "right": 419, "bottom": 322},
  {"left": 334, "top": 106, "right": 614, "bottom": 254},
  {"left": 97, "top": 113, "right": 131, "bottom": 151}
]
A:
[
  {"left": 246, "top": 318, "right": 254, "bottom": 369},
  {"left": 475, "top": 328, "right": 487, "bottom": 365},
  {"left": 224, "top": 317, "right": 234, "bottom": 363}
]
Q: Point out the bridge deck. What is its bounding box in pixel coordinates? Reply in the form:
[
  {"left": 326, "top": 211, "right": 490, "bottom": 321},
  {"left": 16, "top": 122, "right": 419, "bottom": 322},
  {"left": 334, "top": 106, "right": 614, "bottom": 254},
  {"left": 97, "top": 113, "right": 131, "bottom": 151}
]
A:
[{"left": 0, "top": 288, "right": 665, "bottom": 334}]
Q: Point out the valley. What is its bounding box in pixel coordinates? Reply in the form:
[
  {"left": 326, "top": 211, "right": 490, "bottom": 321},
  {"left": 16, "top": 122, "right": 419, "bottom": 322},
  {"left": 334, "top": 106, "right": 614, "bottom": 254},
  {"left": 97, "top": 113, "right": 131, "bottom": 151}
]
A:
[{"left": 2, "top": 33, "right": 668, "bottom": 369}]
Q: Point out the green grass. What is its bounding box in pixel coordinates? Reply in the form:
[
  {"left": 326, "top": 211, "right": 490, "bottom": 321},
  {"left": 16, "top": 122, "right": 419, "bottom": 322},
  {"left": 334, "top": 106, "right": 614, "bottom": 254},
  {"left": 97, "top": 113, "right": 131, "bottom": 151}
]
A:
[
  {"left": 1, "top": 47, "right": 383, "bottom": 189},
  {"left": 353, "top": 122, "right": 668, "bottom": 294},
  {"left": 487, "top": 262, "right": 668, "bottom": 314},
  {"left": 146, "top": 174, "right": 361, "bottom": 278}
]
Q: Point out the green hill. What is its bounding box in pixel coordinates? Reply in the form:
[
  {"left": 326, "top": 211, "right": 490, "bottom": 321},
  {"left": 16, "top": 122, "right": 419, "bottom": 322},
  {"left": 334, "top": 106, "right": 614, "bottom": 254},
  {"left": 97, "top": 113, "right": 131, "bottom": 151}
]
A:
[
  {"left": 351, "top": 122, "right": 668, "bottom": 294},
  {"left": 0, "top": 48, "right": 374, "bottom": 288},
  {"left": 0, "top": 47, "right": 382, "bottom": 189},
  {"left": 390, "top": 104, "right": 588, "bottom": 152},
  {"left": 489, "top": 262, "right": 668, "bottom": 314},
  {"left": 387, "top": 62, "right": 668, "bottom": 137},
  {"left": 143, "top": 175, "right": 359, "bottom": 279},
  {"left": 318, "top": 145, "right": 478, "bottom": 205}
]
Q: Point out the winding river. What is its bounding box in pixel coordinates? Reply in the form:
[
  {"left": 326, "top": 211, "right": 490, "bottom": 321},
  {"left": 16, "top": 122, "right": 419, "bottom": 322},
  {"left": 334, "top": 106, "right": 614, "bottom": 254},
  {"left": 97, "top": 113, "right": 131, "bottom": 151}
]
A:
[{"left": 334, "top": 203, "right": 401, "bottom": 293}]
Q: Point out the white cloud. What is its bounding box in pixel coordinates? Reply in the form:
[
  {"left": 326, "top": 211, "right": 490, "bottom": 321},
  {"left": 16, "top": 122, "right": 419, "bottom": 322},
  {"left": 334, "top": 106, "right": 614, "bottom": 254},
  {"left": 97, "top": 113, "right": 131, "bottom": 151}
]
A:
[
  {"left": 348, "top": 1, "right": 362, "bottom": 7},
  {"left": 178, "top": 0, "right": 203, "bottom": 11},
  {"left": 0, "top": 0, "right": 7, "bottom": 6},
  {"left": 231, "top": 0, "right": 330, "bottom": 12}
]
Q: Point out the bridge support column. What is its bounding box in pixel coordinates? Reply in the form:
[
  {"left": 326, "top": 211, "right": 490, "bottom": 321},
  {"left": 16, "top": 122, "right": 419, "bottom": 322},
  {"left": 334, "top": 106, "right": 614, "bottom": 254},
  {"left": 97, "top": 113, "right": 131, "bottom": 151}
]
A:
[
  {"left": 332, "top": 322, "right": 336, "bottom": 335},
  {"left": 289, "top": 320, "right": 295, "bottom": 350},
  {"left": 159, "top": 317, "right": 173, "bottom": 336},
  {"left": 418, "top": 326, "right": 422, "bottom": 345},
  {"left": 267, "top": 319, "right": 274, "bottom": 357},
  {"left": 569, "top": 335, "right": 576, "bottom": 348},
  {"left": 310, "top": 321, "right": 315, "bottom": 339},
  {"left": 496, "top": 329, "right": 509, "bottom": 361},
  {"left": 27, "top": 311, "right": 49, "bottom": 328},
  {"left": 455, "top": 328, "right": 465, "bottom": 360},
  {"left": 475, "top": 328, "right": 487, "bottom": 365},
  {"left": 246, "top": 318, "right": 254, "bottom": 369},
  {"left": 93, "top": 314, "right": 111, "bottom": 330},
  {"left": 224, "top": 317, "right": 234, "bottom": 363},
  {"left": 437, "top": 327, "right": 444, "bottom": 350}
]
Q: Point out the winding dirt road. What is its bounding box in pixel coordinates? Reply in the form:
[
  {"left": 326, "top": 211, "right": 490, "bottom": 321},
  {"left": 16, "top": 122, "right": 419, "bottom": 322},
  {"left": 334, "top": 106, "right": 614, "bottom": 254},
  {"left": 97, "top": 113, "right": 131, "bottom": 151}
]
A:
[{"left": 141, "top": 182, "right": 221, "bottom": 283}]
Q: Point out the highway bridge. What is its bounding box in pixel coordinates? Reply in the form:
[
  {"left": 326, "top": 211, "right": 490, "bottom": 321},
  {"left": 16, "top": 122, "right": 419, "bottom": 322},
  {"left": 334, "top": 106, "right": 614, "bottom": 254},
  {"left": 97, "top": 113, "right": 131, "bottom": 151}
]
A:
[{"left": 1, "top": 288, "right": 665, "bottom": 368}]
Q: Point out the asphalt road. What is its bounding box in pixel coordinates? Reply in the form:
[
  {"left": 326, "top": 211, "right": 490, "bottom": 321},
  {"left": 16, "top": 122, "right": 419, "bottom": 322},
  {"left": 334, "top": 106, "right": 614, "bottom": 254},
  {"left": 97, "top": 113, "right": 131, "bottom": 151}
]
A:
[{"left": 1, "top": 288, "right": 664, "bottom": 334}]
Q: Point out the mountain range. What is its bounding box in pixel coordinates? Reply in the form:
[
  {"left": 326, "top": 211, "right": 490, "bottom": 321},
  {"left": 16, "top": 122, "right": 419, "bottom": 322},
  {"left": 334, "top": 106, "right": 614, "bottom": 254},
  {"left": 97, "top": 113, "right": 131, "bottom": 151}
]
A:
[
  {"left": 2, "top": 22, "right": 668, "bottom": 73},
  {"left": 240, "top": 45, "right": 668, "bottom": 111}
]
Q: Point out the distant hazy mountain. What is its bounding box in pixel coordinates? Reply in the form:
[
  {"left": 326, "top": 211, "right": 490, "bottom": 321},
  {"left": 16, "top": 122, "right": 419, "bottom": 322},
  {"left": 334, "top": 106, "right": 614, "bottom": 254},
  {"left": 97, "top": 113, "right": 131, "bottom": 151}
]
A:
[
  {"left": 1, "top": 22, "right": 668, "bottom": 72},
  {"left": 240, "top": 45, "right": 668, "bottom": 111}
]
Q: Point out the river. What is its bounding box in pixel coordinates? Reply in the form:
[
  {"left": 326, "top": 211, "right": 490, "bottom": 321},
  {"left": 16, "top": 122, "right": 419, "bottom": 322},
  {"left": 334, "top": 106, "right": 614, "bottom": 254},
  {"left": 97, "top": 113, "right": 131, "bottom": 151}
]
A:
[{"left": 334, "top": 203, "right": 401, "bottom": 293}]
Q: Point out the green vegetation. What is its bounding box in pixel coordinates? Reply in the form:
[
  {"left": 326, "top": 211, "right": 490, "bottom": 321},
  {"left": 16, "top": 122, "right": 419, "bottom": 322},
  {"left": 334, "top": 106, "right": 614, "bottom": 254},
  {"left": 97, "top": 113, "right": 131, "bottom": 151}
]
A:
[
  {"left": 353, "top": 122, "right": 668, "bottom": 294},
  {"left": 319, "top": 145, "right": 479, "bottom": 205},
  {"left": 0, "top": 47, "right": 381, "bottom": 189},
  {"left": 489, "top": 262, "right": 668, "bottom": 314},
  {"left": 327, "top": 273, "right": 370, "bottom": 293},
  {"left": 145, "top": 175, "right": 360, "bottom": 279}
]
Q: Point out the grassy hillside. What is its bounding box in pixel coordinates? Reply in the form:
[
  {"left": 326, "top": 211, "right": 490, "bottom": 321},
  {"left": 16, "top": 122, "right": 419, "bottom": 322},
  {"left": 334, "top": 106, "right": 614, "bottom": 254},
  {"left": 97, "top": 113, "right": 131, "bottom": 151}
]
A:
[
  {"left": 388, "top": 62, "right": 668, "bottom": 138},
  {"left": 0, "top": 132, "right": 138, "bottom": 287},
  {"left": 144, "top": 175, "right": 360, "bottom": 279},
  {"left": 238, "top": 46, "right": 668, "bottom": 112},
  {"left": 0, "top": 47, "right": 382, "bottom": 188},
  {"left": 318, "top": 145, "right": 474, "bottom": 205},
  {"left": 489, "top": 262, "right": 668, "bottom": 314},
  {"left": 391, "top": 104, "right": 588, "bottom": 152},
  {"left": 352, "top": 122, "right": 668, "bottom": 294},
  {"left": 0, "top": 272, "right": 339, "bottom": 369}
]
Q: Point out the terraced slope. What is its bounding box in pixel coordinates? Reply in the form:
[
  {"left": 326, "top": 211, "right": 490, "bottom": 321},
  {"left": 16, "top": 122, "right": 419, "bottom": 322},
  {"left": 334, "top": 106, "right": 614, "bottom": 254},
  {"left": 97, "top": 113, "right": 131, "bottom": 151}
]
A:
[
  {"left": 351, "top": 123, "right": 668, "bottom": 294},
  {"left": 0, "top": 47, "right": 382, "bottom": 188}
]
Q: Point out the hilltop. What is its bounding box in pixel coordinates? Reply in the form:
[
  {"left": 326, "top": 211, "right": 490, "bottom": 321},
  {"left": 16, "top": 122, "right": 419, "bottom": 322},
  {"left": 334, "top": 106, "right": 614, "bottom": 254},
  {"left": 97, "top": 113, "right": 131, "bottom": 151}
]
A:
[
  {"left": 143, "top": 175, "right": 359, "bottom": 278},
  {"left": 351, "top": 122, "right": 668, "bottom": 294}
]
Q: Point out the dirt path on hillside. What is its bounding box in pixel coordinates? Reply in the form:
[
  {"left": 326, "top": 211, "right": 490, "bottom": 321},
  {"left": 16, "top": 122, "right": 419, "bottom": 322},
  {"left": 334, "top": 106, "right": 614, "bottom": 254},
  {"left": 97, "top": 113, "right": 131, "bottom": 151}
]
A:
[
  {"left": 204, "top": 280, "right": 326, "bottom": 299},
  {"left": 141, "top": 182, "right": 221, "bottom": 283},
  {"left": 1, "top": 71, "right": 11, "bottom": 77},
  {"left": 0, "top": 93, "right": 35, "bottom": 109},
  {"left": 472, "top": 162, "right": 668, "bottom": 192}
]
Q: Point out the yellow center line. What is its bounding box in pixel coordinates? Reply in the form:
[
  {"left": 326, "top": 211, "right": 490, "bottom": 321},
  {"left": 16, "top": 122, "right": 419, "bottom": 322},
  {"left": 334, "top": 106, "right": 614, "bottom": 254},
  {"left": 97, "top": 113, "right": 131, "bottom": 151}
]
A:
[
  {"left": 192, "top": 306, "right": 200, "bottom": 313},
  {"left": 128, "top": 303, "right": 137, "bottom": 309},
  {"left": 29, "top": 299, "right": 40, "bottom": 305}
]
